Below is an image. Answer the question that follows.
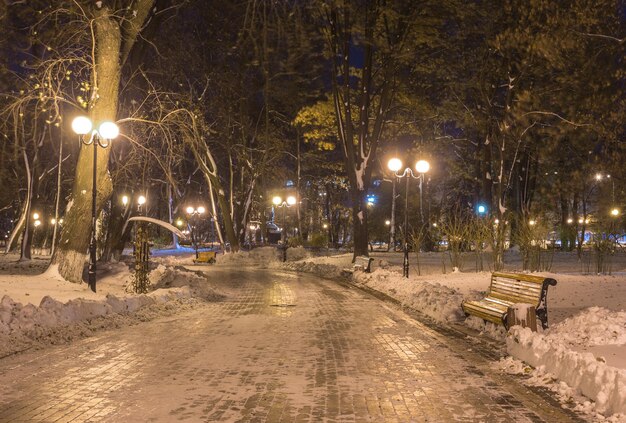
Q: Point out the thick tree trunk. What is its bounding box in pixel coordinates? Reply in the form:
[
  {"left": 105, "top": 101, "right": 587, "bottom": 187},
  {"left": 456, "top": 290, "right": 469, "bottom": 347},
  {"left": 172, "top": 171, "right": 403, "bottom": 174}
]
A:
[
  {"left": 52, "top": 12, "right": 121, "bottom": 283},
  {"left": 351, "top": 189, "right": 369, "bottom": 259},
  {"left": 102, "top": 193, "right": 131, "bottom": 261}
]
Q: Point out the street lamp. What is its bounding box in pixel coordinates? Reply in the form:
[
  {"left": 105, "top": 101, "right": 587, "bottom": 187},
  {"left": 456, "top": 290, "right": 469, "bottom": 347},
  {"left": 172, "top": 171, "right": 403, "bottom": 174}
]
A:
[
  {"left": 186, "top": 206, "right": 205, "bottom": 258},
  {"left": 388, "top": 157, "right": 430, "bottom": 278},
  {"left": 273, "top": 195, "right": 296, "bottom": 262},
  {"left": 611, "top": 208, "right": 620, "bottom": 217},
  {"left": 137, "top": 195, "right": 146, "bottom": 215},
  {"left": 72, "top": 115, "right": 119, "bottom": 293}
]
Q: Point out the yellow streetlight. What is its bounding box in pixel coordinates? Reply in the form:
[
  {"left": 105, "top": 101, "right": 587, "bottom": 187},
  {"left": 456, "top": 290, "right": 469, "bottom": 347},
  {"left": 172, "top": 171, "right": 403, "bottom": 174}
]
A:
[
  {"left": 611, "top": 208, "right": 620, "bottom": 217},
  {"left": 72, "top": 116, "right": 119, "bottom": 293}
]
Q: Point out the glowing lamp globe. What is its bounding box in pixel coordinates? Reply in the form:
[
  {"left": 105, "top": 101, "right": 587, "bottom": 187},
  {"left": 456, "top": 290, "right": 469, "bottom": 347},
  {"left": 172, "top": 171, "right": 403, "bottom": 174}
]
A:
[
  {"left": 272, "top": 196, "right": 282, "bottom": 206},
  {"left": 71, "top": 116, "right": 92, "bottom": 135},
  {"left": 415, "top": 160, "right": 430, "bottom": 174},
  {"left": 287, "top": 196, "right": 297, "bottom": 206},
  {"left": 387, "top": 158, "right": 402, "bottom": 172},
  {"left": 186, "top": 206, "right": 194, "bottom": 214},
  {"left": 137, "top": 195, "right": 146, "bottom": 206},
  {"left": 197, "top": 206, "right": 206, "bottom": 214},
  {"left": 98, "top": 121, "right": 119, "bottom": 139}
]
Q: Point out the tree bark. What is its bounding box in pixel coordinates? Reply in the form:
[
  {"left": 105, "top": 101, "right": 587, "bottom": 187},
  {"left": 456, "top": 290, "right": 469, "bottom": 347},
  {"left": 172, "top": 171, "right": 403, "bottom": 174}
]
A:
[{"left": 52, "top": 10, "right": 121, "bottom": 283}]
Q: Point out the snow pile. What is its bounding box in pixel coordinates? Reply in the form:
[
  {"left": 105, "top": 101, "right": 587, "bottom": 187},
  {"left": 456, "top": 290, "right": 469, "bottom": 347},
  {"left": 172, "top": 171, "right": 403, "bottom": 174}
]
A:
[
  {"left": 214, "top": 246, "right": 311, "bottom": 266},
  {"left": 216, "top": 246, "right": 281, "bottom": 266},
  {"left": 0, "top": 288, "right": 190, "bottom": 336},
  {"left": 0, "top": 264, "right": 226, "bottom": 358},
  {"left": 548, "top": 307, "right": 626, "bottom": 347},
  {"left": 149, "top": 264, "right": 226, "bottom": 300},
  {"left": 352, "top": 268, "right": 466, "bottom": 323},
  {"left": 281, "top": 260, "right": 346, "bottom": 280},
  {"left": 507, "top": 309, "right": 626, "bottom": 417}
]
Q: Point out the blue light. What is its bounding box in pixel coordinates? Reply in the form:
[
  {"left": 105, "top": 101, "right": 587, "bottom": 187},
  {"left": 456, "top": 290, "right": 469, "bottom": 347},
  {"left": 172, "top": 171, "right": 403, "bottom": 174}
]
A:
[
  {"left": 367, "top": 195, "right": 376, "bottom": 205},
  {"left": 477, "top": 205, "right": 486, "bottom": 214}
]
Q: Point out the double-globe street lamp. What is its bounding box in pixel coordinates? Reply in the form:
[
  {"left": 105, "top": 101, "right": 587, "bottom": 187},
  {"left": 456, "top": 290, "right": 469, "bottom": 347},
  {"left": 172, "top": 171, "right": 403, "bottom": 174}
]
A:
[
  {"left": 72, "top": 116, "right": 119, "bottom": 292},
  {"left": 273, "top": 195, "right": 296, "bottom": 262},
  {"left": 186, "top": 206, "right": 205, "bottom": 259},
  {"left": 387, "top": 157, "right": 430, "bottom": 278}
]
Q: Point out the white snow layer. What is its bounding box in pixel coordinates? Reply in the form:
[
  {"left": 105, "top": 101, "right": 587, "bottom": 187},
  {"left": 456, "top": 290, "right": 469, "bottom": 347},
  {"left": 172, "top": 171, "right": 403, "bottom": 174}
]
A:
[{"left": 507, "top": 308, "right": 626, "bottom": 417}]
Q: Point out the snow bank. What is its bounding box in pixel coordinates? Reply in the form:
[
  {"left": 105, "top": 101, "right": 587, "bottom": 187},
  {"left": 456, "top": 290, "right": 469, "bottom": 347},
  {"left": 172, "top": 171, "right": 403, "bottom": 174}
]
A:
[
  {"left": 0, "top": 264, "right": 225, "bottom": 358},
  {"left": 507, "top": 310, "right": 626, "bottom": 417},
  {"left": 352, "top": 268, "right": 466, "bottom": 323},
  {"left": 216, "top": 246, "right": 310, "bottom": 266},
  {"left": 281, "top": 260, "right": 347, "bottom": 280}
]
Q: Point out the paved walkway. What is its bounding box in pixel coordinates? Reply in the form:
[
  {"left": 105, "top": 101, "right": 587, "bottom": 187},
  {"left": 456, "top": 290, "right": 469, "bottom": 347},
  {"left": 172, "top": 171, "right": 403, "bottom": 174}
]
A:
[{"left": 0, "top": 268, "right": 583, "bottom": 422}]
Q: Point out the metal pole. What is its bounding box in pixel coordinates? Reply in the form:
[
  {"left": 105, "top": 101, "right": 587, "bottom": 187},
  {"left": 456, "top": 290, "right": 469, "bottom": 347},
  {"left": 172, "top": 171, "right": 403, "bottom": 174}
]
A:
[
  {"left": 194, "top": 215, "right": 199, "bottom": 259},
  {"left": 403, "top": 175, "right": 410, "bottom": 278},
  {"left": 419, "top": 174, "right": 424, "bottom": 227},
  {"left": 390, "top": 176, "right": 396, "bottom": 251},
  {"left": 88, "top": 139, "right": 97, "bottom": 292}
]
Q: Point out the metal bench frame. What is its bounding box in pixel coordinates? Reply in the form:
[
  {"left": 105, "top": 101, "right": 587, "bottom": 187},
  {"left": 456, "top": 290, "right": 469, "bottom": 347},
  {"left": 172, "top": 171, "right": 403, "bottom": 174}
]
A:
[{"left": 461, "top": 272, "right": 557, "bottom": 329}]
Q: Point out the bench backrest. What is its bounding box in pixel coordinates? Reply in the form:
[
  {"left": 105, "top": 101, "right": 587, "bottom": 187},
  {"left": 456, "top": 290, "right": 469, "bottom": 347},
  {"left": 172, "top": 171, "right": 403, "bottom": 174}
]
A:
[
  {"left": 198, "top": 251, "right": 216, "bottom": 259},
  {"left": 354, "top": 256, "right": 374, "bottom": 272},
  {"left": 489, "top": 272, "right": 556, "bottom": 306}
]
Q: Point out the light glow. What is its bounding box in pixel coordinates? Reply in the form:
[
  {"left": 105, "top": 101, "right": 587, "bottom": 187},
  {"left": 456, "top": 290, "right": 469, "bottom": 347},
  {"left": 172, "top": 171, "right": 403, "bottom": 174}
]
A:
[
  {"left": 272, "top": 196, "right": 282, "bottom": 206},
  {"left": 287, "top": 196, "right": 296, "bottom": 206},
  {"left": 415, "top": 159, "right": 430, "bottom": 174},
  {"left": 98, "top": 121, "right": 119, "bottom": 139},
  {"left": 71, "top": 116, "right": 92, "bottom": 135},
  {"left": 137, "top": 195, "right": 146, "bottom": 206},
  {"left": 387, "top": 158, "right": 402, "bottom": 172}
]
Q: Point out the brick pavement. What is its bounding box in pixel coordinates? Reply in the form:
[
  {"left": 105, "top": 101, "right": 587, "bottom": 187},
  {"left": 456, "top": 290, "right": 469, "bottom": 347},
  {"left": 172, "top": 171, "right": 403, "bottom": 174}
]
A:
[{"left": 0, "top": 268, "right": 585, "bottom": 422}]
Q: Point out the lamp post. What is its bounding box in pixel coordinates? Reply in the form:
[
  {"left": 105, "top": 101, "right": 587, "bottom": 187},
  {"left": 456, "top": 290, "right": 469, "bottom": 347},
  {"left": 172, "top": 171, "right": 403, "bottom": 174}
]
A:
[
  {"left": 388, "top": 157, "right": 430, "bottom": 278},
  {"left": 387, "top": 158, "right": 401, "bottom": 252},
  {"left": 72, "top": 116, "right": 119, "bottom": 293},
  {"left": 272, "top": 195, "right": 296, "bottom": 261},
  {"left": 186, "top": 205, "right": 205, "bottom": 259},
  {"left": 137, "top": 195, "right": 146, "bottom": 216}
]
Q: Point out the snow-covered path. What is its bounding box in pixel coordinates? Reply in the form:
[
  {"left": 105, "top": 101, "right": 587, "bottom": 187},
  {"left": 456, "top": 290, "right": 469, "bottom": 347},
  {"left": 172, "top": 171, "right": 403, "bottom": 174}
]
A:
[{"left": 0, "top": 267, "right": 584, "bottom": 422}]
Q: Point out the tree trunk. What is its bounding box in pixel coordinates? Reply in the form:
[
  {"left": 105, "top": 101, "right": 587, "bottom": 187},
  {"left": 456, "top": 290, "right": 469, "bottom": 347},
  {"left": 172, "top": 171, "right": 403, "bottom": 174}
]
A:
[
  {"left": 52, "top": 12, "right": 121, "bottom": 283},
  {"left": 351, "top": 189, "right": 369, "bottom": 259}
]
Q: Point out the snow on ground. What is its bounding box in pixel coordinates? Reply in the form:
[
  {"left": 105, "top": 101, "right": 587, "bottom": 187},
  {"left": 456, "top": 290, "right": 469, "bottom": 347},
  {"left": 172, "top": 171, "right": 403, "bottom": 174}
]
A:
[
  {"left": 1, "top": 247, "right": 625, "bottom": 419},
  {"left": 0, "top": 254, "right": 227, "bottom": 358}
]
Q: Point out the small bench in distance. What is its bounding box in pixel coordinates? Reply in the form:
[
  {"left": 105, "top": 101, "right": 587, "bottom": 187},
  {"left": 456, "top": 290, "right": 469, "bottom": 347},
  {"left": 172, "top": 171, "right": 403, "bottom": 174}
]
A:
[
  {"left": 461, "top": 272, "right": 557, "bottom": 330},
  {"left": 342, "top": 255, "right": 374, "bottom": 275},
  {"left": 193, "top": 251, "right": 216, "bottom": 264}
]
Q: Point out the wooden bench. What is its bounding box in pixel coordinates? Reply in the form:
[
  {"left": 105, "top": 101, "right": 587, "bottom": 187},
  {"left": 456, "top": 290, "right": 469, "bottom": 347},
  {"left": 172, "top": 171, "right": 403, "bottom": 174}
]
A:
[
  {"left": 193, "top": 251, "right": 216, "bottom": 264},
  {"left": 343, "top": 255, "right": 374, "bottom": 274},
  {"left": 461, "top": 272, "right": 557, "bottom": 329}
]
